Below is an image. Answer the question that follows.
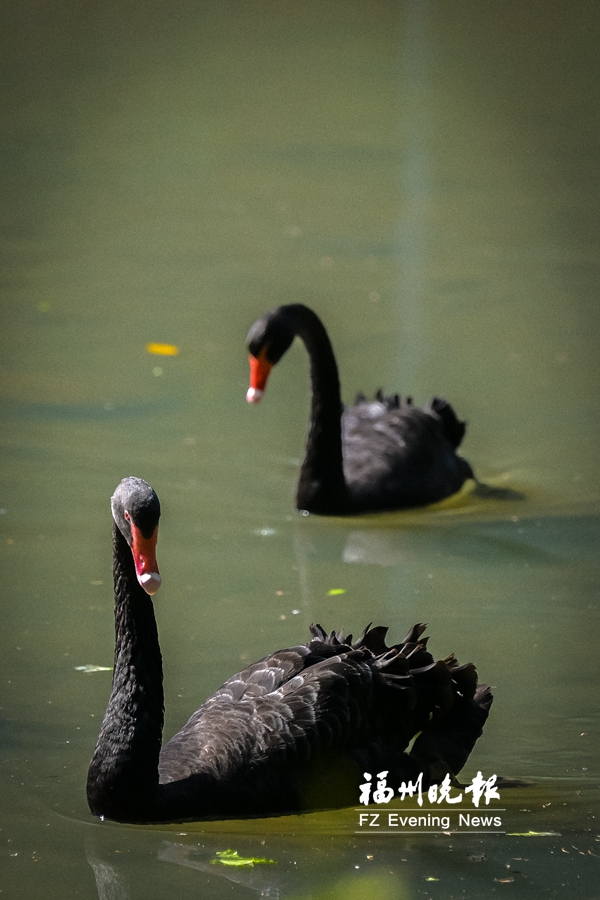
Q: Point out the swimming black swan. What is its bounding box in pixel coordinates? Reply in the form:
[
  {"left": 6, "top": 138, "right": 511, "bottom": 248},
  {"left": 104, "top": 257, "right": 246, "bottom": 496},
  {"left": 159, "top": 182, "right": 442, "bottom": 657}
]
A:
[
  {"left": 87, "top": 476, "right": 492, "bottom": 824},
  {"left": 246, "top": 304, "right": 475, "bottom": 515}
]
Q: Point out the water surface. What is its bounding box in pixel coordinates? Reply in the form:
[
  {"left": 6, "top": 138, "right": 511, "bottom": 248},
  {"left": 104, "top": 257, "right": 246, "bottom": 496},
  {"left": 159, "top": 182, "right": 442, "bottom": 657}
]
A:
[{"left": 1, "top": 1, "right": 599, "bottom": 897}]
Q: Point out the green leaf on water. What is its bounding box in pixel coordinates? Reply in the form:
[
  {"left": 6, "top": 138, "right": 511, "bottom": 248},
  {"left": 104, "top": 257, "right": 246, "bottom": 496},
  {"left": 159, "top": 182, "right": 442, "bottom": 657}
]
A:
[
  {"left": 211, "top": 849, "right": 277, "bottom": 868},
  {"left": 326, "top": 588, "right": 346, "bottom": 596}
]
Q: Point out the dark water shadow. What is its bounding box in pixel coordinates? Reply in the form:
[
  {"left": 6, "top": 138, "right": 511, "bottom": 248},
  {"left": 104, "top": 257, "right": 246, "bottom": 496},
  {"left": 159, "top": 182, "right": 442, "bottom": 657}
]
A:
[{"left": 81, "top": 778, "right": 599, "bottom": 900}]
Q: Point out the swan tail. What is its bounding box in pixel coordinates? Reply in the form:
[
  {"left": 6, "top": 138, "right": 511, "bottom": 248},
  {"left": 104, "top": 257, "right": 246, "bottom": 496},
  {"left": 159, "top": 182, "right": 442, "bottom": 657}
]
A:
[
  {"left": 307, "top": 622, "right": 491, "bottom": 782},
  {"left": 429, "top": 397, "right": 467, "bottom": 449},
  {"left": 360, "top": 625, "right": 491, "bottom": 779},
  {"left": 409, "top": 678, "right": 493, "bottom": 779},
  {"left": 444, "top": 658, "right": 480, "bottom": 699}
]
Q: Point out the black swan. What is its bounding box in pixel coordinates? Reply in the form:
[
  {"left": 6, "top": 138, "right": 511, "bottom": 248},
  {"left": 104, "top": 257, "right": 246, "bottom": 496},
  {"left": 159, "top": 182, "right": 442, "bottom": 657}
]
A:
[
  {"left": 87, "top": 476, "right": 492, "bottom": 824},
  {"left": 246, "top": 304, "right": 475, "bottom": 515}
]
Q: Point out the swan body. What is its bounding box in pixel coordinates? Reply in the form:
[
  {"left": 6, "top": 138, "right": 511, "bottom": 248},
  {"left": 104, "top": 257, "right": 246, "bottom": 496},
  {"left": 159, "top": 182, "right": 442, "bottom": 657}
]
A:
[
  {"left": 246, "top": 304, "right": 474, "bottom": 515},
  {"left": 87, "top": 477, "right": 492, "bottom": 824}
]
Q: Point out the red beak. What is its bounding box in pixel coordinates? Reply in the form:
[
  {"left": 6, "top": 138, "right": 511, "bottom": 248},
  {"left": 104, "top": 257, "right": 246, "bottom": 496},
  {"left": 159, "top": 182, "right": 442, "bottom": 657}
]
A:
[
  {"left": 246, "top": 351, "right": 273, "bottom": 404},
  {"left": 130, "top": 523, "right": 161, "bottom": 595}
]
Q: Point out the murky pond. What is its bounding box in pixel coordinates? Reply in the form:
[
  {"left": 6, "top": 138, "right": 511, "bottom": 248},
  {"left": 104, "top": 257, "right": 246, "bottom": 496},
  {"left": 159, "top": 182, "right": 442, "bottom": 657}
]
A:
[{"left": 1, "top": 0, "right": 599, "bottom": 896}]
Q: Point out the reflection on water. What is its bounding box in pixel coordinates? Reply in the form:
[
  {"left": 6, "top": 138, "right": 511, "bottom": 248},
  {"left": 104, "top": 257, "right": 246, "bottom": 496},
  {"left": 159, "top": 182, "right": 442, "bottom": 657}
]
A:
[
  {"left": 81, "top": 781, "right": 599, "bottom": 900},
  {"left": 1, "top": 0, "right": 599, "bottom": 897}
]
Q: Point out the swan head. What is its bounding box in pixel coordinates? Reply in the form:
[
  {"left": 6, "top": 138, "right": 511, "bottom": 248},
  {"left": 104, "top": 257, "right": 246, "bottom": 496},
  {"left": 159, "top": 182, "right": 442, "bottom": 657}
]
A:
[
  {"left": 111, "top": 477, "right": 162, "bottom": 595},
  {"left": 246, "top": 307, "right": 296, "bottom": 403}
]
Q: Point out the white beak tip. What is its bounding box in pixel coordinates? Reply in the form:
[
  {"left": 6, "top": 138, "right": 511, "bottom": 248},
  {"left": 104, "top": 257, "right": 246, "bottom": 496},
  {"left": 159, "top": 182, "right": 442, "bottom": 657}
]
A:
[
  {"left": 246, "top": 388, "right": 264, "bottom": 404},
  {"left": 139, "top": 572, "right": 162, "bottom": 595}
]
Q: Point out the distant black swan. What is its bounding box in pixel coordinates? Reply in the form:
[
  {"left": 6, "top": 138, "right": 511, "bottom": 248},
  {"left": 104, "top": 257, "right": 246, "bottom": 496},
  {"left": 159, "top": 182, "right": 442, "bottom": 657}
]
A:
[
  {"left": 246, "top": 304, "right": 475, "bottom": 515},
  {"left": 87, "top": 477, "right": 492, "bottom": 824}
]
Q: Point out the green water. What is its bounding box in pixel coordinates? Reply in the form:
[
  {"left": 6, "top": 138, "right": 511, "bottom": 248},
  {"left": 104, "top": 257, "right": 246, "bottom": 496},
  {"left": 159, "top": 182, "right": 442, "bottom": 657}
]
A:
[{"left": 1, "top": 1, "right": 599, "bottom": 896}]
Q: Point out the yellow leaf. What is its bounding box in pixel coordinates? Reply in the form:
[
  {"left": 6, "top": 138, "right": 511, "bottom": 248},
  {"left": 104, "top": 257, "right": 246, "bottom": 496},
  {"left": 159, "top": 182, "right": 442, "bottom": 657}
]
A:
[{"left": 146, "top": 342, "right": 179, "bottom": 356}]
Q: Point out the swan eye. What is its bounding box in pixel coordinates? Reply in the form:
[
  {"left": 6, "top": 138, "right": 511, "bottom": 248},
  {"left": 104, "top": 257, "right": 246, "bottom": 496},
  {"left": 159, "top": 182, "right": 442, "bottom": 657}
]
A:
[{"left": 124, "top": 510, "right": 131, "bottom": 522}]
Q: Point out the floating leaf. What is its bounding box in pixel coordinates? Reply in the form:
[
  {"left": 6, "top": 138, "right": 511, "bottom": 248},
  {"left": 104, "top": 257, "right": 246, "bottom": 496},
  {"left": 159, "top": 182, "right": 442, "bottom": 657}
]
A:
[
  {"left": 75, "top": 665, "right": 113, "bottom": 673},
  {"left": 146, "top": 342, "right": 179, "bottom": 356},
  {"left": 211, "top": 849, "right": 276, "bottom": 868},
  {"left": 425, "top": 876, "right": 439, "bottom": 881},
  {"left": 326, "top": 588, "right": 346, "bottom": 596}
]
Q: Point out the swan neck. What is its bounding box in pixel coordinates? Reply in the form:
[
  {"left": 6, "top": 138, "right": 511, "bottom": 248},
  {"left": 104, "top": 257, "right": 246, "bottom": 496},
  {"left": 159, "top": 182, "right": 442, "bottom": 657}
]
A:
[
  {"left": 292, "top": 306, "right": 347, "bottom": 512},
  {"left": 87, "top": 523, "right": 164, "bottom": 820}
]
